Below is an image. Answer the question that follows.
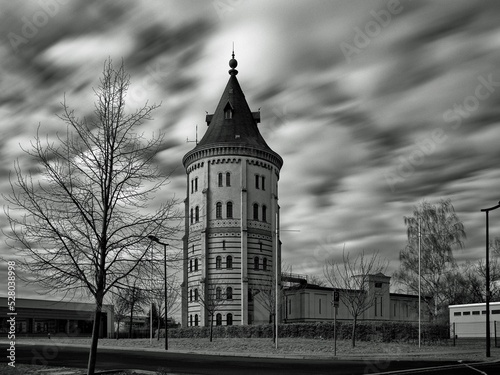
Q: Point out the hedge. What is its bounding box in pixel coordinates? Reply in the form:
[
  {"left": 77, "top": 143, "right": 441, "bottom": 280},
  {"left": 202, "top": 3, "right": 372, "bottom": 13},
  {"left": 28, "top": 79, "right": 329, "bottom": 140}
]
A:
[{"left": 163, "top": 321, "right": 449, "bottom": 343}]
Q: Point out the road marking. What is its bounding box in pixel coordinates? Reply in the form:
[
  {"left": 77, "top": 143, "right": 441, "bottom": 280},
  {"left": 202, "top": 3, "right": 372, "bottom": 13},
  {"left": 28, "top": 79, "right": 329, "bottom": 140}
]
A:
[{"left": 464, "top": 363, "right": 488, "bottom": 374}]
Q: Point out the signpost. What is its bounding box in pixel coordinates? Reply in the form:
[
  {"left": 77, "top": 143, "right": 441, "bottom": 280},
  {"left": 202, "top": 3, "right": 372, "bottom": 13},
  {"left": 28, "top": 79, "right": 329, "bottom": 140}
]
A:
[{"left": 332, "top": 289, "right": 340, "bottom": 356}]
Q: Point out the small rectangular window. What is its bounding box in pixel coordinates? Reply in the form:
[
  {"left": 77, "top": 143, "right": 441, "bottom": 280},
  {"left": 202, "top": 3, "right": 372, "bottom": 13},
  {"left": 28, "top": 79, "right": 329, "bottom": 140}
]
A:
[
  {"left": 261, "top": 176, "right": 265, "bottom": 190},
  {"left": 375, "top": 282, "right": 382, "bottom": 288},
  {"left": 472, "top": 311, "right": 480, "bottom": 315},
  {"left": 463, "top": 311, "right": 470, "bottom": 316},
  {"left": 454, "top": 312, "right": 461, "bottom": 316},
  {"left": 492, "top": 310, "right": 500, "bottom": 315},
  {"left": 482, "top": 310, "right": 487, "bottom": 315},
  {"left": 255, "top": 175, "right": 259, "bottom": 189}
]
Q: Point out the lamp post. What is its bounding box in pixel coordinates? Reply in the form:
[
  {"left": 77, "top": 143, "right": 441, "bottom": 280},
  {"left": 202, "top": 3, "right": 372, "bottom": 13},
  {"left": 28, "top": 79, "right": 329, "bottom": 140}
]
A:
[
  {"left": 148, "top": 235, "right": 169, "bottom": 351},
  {"left": 480, "top": 201, "right": 500, "bottom": 358}
]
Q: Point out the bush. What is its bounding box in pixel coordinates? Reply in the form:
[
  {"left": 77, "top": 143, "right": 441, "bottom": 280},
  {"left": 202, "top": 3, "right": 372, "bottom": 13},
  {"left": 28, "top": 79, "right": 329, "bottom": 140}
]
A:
[{"left": 166, "top": 321, "right": 448, "bottom": 343}]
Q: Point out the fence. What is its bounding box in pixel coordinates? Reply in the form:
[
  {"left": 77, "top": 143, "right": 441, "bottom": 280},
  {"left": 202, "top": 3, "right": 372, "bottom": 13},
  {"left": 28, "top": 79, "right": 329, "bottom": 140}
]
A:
[{"left": 450, "top": 321, "right": 500, "bottom": 347}]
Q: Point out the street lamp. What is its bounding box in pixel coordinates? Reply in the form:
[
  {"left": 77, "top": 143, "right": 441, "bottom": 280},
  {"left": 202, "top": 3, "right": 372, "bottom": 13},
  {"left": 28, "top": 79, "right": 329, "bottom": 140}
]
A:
[
  {"left": 480, "top": 201, "right": 500, "bottom": 358},
  {"left": 148, "top": 235, "right": 169, "bottom": 351}
]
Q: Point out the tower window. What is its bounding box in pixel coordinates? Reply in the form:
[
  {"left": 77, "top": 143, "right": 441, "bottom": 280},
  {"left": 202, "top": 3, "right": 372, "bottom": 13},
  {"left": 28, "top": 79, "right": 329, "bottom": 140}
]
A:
[
  {"left": 216, "top": 256, "right": 222, "bottom": 269},
  {"left": 195, "top": 206, "right": 200, "bottom": 222},
  {"left": 191, "top": 179, "right": 194, "bottom": 194},
  {"left": 227, "top": 313, "right": 233, "bottom": 326},
  {"left": 254, "top": 256, "right": 259, "bottom": 270},
  {"left": 194, "top": 288, "right": 199, "bottom": 301},
  {"left": 255, "top": 175, "right": 259, "bottom": 189},
  {"left": 195, "top": 177, "right": 198, "bottom": 192},
  {"left": 194, "top": 258, "right": 198, "bottom": 271},
  {"left": 226, "top": 255, "right": 233, "bottom": 269},
  {"left": 190, "top": 289, "right": 193, "bottom": 302},
  {"left": 263, "top": 257, "right": 267, "bottom": 271},
  {"left": 189, "top": 259, "right": 193, "bottom": 273},
  {"left": 226, "top": 172, "right": 231, "bottom": 187},
  {"left": 226, "top": 201, "right": 233, "bottom": 218},
  {"left": 216, "top": 287, "right": 222, "bottom": 300},
  {"left": 216, "top": 202, "right": 222, "bottom": 219},
  {"left": 190, "top": 315, "right": 193, "bottom": 326},
  {"left": 194, "top": 314, "right": 198, "bottom": 326},
  {"left": 190, "top": 208, "right": 193, "bottom": 224},
  {"left": 261, "top": 176, "right": 265, "bottom": 190},
  {"left": 216, "top": 313, "right": 222, "bottom": 325},
  {"left": 223, "top": 240, "right": 226, "bottom": 250},
  {"left": 253, "top": 203, "right": 259, "bottom": 220},
  {"left": 227, "top": 287, "right": 233, "bottom": 300},
  {"left": 225, "top": 109, "right": 232, "bottom": 119},
  {"left": 262, "top": 205, "right": 267, "bottom": 223},
  {"left": 259, "top": 242, "right": 263, "bottom": 252},
  {"left": 218, "top": 173, "right": 223, "bottom": 187}
]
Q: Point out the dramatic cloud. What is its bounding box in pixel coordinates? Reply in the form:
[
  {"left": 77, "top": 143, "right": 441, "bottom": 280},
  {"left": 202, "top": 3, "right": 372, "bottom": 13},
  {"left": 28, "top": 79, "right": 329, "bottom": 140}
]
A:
[{"left": 1, "top": 0, "right": 500, "bottom": 301}]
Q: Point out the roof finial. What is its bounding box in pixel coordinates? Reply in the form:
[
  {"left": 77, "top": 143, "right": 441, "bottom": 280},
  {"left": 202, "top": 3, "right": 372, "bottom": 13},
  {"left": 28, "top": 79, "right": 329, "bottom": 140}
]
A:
[{"left": 229, "top": 43, "right": 238, "bottom": 76}]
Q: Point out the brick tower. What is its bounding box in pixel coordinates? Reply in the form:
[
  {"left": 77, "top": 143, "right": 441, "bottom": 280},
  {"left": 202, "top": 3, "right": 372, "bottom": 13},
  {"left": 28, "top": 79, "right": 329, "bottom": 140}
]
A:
[{"left": 181, "top": 53, "right": 283, "bottom": 327}]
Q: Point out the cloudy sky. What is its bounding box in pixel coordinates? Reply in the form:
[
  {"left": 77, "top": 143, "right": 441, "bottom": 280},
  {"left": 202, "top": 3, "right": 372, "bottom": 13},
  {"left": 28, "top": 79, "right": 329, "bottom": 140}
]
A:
[{"left": 1, "top": 0, "right": 500, "bottom": 300}]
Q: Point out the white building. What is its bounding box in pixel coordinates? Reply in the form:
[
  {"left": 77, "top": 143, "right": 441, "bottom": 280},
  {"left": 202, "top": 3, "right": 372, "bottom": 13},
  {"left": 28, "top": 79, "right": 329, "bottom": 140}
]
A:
[{"left": 449, "top": 302, "right": 500, "bottom": 338}]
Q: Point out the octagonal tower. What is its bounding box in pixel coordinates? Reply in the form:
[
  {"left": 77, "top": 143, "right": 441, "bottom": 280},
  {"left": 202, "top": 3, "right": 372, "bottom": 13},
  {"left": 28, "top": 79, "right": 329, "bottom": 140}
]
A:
[{"left": 182, "top": 54, "right": 283, "bottom": 327}]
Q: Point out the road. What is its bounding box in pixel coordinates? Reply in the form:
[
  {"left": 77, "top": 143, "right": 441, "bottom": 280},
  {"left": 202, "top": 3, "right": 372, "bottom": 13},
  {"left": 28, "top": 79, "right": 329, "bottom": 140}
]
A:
[{"left": 2, "top": 343, "right": 500, "bottom": 374}]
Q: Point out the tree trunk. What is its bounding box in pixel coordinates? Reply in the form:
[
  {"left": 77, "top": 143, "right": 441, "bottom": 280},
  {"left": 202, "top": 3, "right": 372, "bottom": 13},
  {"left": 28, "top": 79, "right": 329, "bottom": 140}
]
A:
[
  {"left": 87, "top": 297, "right": 103, "bottom": 375},
  {"left": 351, "top": 316, "right": 357, "bottom": 348},
  {"left": 157, "top": 312, "right": 161, "bottom": 341},
  {"left": 129, "top": 306, "right": 134, "bottom": 339},
  {"left": 209, "top": 313, "right": 214, "bottom": 342}
]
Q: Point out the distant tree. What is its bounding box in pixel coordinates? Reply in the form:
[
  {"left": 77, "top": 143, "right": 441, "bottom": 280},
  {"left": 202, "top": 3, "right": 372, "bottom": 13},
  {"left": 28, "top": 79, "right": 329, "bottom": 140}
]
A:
[
  {"left": 196, "top": 280, "right": 227, "bottom": 342},
  {"left": 393, "top": 199, "right": 466, "bottom": 321},
  {"left": 323, "top": 248, "right": 388, "bottom": 348},
  {"left": 308, "top": 274, "right": 327, "bottom": 287},
  {"left": 149, "top": 274, "right": 180, "bottom": 340},
  {"left": 111, "top": 288, "right": 130, "bottom": 339},
  {"left": 3, "top": 59, "right": 179, "bottom": 375}
]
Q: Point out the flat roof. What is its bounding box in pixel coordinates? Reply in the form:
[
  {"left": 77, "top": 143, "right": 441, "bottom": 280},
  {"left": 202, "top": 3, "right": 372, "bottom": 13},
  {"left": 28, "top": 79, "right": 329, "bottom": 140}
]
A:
[{"left": 449, "top": 302, "right": 500, "bottom": 309}]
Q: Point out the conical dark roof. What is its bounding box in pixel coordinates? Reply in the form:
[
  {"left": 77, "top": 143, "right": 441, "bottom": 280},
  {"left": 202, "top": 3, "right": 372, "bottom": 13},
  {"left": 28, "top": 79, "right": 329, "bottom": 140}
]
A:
[{"left": 183, "top": 58, "right": 283, "bottom": 169}]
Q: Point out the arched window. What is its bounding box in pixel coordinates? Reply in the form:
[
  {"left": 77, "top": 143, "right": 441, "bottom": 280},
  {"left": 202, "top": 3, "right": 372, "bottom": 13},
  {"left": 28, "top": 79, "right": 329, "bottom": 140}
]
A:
[
  {"left": 194, "top": 314, "right": 198, "bottom": 326},
  {"left": 259, "top": 242, "right": 263, "bottom": 252},
  {"left": 226, "top": 202, "right": 233, "bottom": 218},
  {"left": 222, "top": 240, "right": 226, "bottom": 250},
  {"left": 262, "top": 205, "right": 267, "bottom": 222},
  {"left": 255, "top": 175, "right": 259, "bottom": 189},
  {"left": 263, "top": 257, "right": 268, "bottom": 271},
  {"left": 194, "top": 288, "right": 198, "bottom": 301},
  {"left": 226, "top": 255, "right": 233, "bottom": 269},
  {"left": 261, "top": 176, "right": 265, "bottom": 190},
  {"left": 195, "top": 177, "right": 198, "bottom": 192},
  {"left": 227, "top": 313, "right": 233, "bottom": 326},
  {"left": 216, "top": 256, "right": 222, "bottom": 269},
  {"left": 216, "top": 313, "right": 222, "bottom": 326},
  {"left": 190, "top": 208, "right": 193, "bottom": 224},
  {"left": 254, "top": 256, "right": 259, "bottom": 270},
  {"left": 190, "top": 315, "right": 193, "bottom": 326},
  {"left": 216, "top": 202, "right": 222, "bottom": 219},
  {"left": 189, "top": 289, "right": 193, "bottom": 302},
  {"left": 191, "top": 179, "right": 194, "bottom": 194},
  {"left": 218, "top": 173, "right": 223, "bottom": 187},
  {"left": 227, "top": 287, "right": 233, "bottom": 300},
  {"left": 226, "top": 172, "right": 231, "bottom": 186},
  {"left": 216, "top": 287, "right": 222, "bottom": 300},
  {"left": 194, "top": 258, "right": 199, "bottom": 271},
  {"left": 253, "top": 203, "right": 259, "bottom": 220},
  {"left": 189, "top": 259, "right": 193, "bottom": 273},
  {"left": 195, "top": 206, "right": 199, "bottom": 222}
]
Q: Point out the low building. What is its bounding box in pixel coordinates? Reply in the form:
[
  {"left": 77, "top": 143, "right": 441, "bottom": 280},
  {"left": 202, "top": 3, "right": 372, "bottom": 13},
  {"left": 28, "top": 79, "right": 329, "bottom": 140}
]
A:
[
  {"left": 449, "top": 302, "right": 500, "bottom": 338},
  {"left": 0, "top": 297, "right": 114, "bottom": 338},
  {"left": 283, "top": 273, "right": 430, "bottom": 324}
]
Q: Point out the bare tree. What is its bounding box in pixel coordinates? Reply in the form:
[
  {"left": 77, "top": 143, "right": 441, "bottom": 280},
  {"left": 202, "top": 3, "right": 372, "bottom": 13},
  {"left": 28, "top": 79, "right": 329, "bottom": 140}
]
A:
[
  {"left": 3, "top": 59, "right": 179, "bottom": 375},
  {"left": 323, "top": 248, "right": 388, "bottom": 348},
  {"left": 149, "top": 274, "right": 180, "bottom": 340},
  {"left": 393, "top": 199, "right": 466, "bottom": 321},
  {"left": 196, "top": 280, "right": 227, "bottom": 342}
]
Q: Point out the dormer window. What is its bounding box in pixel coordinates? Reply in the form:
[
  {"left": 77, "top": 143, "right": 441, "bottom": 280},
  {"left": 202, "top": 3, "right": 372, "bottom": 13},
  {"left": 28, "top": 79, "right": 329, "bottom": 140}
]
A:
[{"left": 224, "top": 102, "right": 233, "bottom": 119}]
